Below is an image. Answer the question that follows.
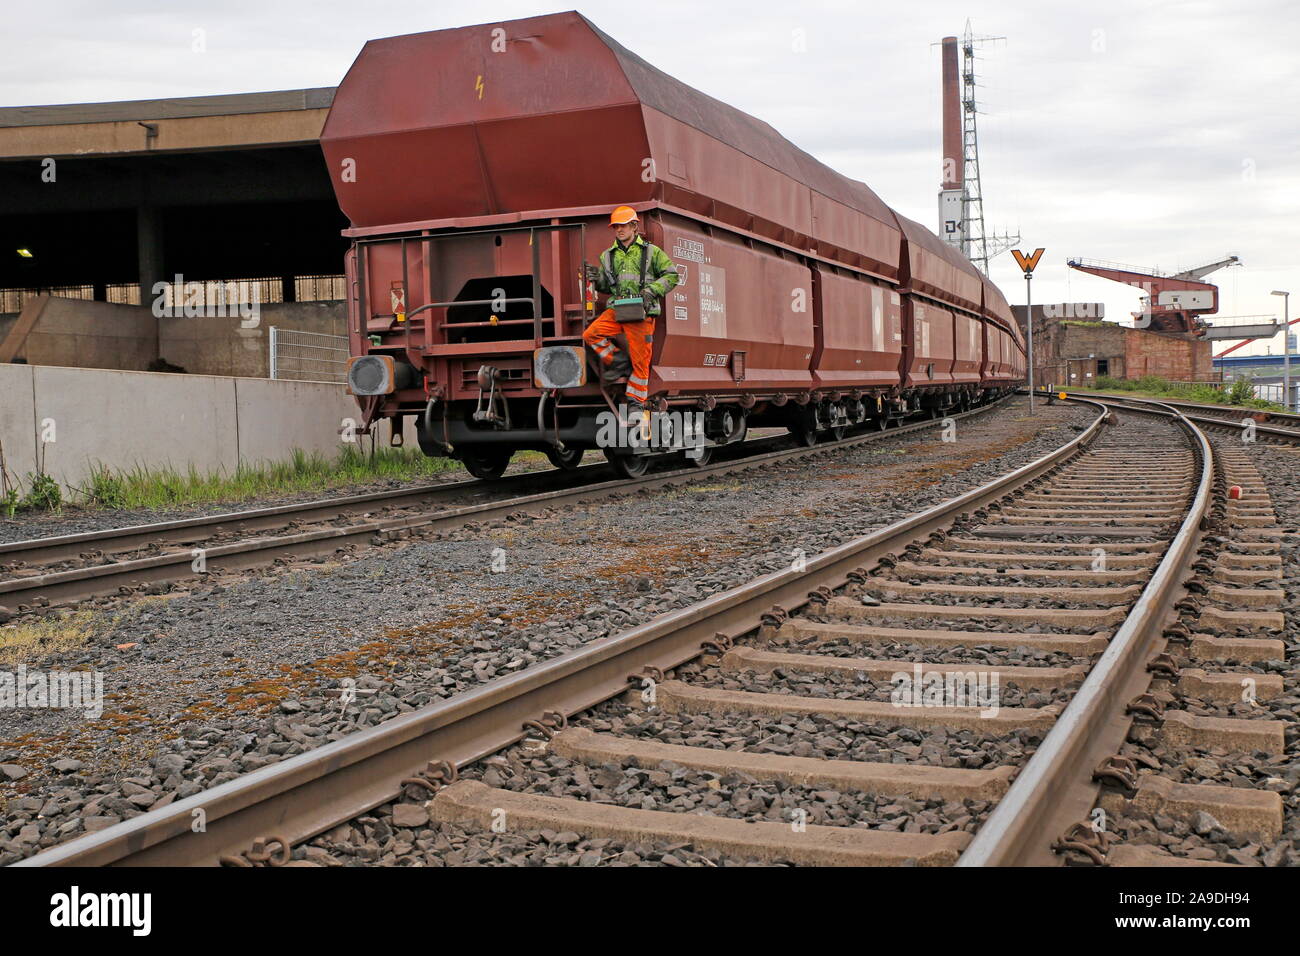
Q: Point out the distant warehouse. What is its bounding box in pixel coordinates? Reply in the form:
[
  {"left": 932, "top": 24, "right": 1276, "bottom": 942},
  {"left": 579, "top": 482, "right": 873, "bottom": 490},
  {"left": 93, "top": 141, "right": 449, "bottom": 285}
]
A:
[{"left": 1012, "top": 303, "right": 1216, "bottom": 387}]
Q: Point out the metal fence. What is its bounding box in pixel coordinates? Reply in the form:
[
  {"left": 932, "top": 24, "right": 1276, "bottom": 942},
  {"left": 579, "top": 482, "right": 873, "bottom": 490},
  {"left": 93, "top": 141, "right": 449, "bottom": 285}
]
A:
[
  {"left": 295, "top": 275, "right": 348, "bottom": 302},
  {"left": 269, "top": 326, "right": 349, "bottom": 384}
]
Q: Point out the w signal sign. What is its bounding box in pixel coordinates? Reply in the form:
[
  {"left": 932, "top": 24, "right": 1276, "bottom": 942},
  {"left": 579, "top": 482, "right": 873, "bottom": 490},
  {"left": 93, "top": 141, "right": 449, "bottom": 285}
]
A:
[{"left": 1012, "top": 248, "right": 1045, "bottom": 274}]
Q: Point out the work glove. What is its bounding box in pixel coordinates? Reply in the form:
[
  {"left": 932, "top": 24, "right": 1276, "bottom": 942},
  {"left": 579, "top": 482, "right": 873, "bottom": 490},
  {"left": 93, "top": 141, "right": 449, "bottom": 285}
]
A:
[
  {"left": 641, "top": 286, "right": 658, "bottom": 300},
  {"left": 584, "top": 264, "right": 601, "bottom": 282}
]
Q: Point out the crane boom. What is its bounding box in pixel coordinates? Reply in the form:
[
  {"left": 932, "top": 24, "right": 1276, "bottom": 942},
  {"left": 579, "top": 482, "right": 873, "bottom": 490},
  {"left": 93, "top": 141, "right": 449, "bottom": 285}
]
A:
[{"left": 1172, "top": 255, "right": 1240, "bottom": 281}]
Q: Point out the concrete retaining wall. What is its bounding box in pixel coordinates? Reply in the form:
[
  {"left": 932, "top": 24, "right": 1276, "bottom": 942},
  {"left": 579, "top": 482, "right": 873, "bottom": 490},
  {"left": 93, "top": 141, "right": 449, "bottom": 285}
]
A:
[
  {"left": 160, "top": 300, "right": 346, "bottom": 377},
  {"left": 1, "top": 298, "right": 157, "bottom": 371},
  {"left": 0, "top": 363, "right": 397, "bottom": 498},
  {"left": 0, "top": 297, "right": 347, "bottom": 379}
]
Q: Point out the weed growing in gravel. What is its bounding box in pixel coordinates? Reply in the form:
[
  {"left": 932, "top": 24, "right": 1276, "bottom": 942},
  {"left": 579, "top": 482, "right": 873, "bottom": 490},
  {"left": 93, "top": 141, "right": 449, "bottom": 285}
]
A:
[
  {"left": 80, "top": 466, "right": 129, "bottom": 509},
  {"left": 0, "top": 612, "right": 96, "bottom": 668},
  {"left": 19, "top": 473, "right": 62, "bottom": 512},
  {"left": 13, "top": 446, "right": 468, "bottom": 513}
]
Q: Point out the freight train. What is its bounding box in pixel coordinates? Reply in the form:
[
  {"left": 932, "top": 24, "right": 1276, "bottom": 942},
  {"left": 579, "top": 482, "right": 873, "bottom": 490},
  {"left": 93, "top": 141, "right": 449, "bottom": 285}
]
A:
[{"left": 323, "top": 12, "right": 1027, "bottom": 480}]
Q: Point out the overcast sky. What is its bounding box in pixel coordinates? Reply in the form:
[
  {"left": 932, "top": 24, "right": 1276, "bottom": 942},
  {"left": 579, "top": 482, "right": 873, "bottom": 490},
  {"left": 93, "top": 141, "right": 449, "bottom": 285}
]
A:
[{"left": 4, "top": 0, "right": 1297, "bottom": 356}]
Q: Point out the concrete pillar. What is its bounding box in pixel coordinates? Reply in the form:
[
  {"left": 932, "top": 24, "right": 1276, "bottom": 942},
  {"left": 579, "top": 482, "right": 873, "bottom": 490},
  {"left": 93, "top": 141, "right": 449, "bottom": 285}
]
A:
[
  {"left": 136, "top": 205, "right": 163, "bottom": 361},
  {"left": 136, "top": 205, "right": 164, "bottom": 308}
]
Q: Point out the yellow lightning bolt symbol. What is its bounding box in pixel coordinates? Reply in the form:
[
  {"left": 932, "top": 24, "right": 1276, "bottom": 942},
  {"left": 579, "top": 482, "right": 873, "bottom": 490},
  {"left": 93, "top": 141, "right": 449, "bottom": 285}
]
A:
[{"left": 475, "top": 75, "right": 484, "bottom": 100}]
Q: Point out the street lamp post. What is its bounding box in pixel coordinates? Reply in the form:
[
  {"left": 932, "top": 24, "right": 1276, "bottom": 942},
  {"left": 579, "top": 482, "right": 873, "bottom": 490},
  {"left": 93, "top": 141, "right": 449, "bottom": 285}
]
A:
[{"left": 1272, "top": 290, "right": 1291, "bottom": 412}]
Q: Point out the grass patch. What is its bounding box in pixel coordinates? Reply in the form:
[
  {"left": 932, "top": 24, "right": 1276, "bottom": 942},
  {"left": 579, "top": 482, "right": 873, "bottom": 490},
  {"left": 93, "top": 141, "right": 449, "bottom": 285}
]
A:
[
  {"left": 12, "top": 445, "right": 463, "bottom": 514},
  {"left": 0, "top": 612, "right": 96, "bottom": 668},
  {"left": 1077, "top": 375, "right": 1283, "bottom": 411}
]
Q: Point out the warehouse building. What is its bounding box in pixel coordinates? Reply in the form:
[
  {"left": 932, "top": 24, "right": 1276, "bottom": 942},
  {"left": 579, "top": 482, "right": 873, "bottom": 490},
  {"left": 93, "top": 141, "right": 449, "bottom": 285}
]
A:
[
  {"left": 1012, "top": 303, "right": 1216, "bottom": 388},
  {"left": 0, "top": 88, "right": 348, "bottom": 378}
]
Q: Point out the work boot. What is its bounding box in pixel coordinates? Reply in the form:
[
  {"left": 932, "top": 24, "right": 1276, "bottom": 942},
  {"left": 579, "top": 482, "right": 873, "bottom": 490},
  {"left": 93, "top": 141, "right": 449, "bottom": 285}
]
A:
[{"left": 625, "top": 400, "right": 651, "bottom": 441}]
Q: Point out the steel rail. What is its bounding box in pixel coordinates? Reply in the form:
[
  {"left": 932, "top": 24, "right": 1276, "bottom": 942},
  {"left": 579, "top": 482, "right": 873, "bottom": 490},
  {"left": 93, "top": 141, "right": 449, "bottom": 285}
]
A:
[
  {"left": 14, "top": 399, "right": 1107, "bottom": 866},
  {"left": 0, "top": 468, "right": 608, "bottom": 565},
  {"left": 1, "top": 399, "right": 1012, "bottom": 611},
  {"left": 957, "top": 400, "right": 1213, "bottom": 867}
]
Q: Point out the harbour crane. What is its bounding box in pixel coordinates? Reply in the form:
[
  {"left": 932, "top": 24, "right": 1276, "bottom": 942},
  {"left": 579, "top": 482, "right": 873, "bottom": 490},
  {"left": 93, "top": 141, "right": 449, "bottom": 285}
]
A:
[{"left": 1066, "top": 255, "right": 1240, "bottom": 335}]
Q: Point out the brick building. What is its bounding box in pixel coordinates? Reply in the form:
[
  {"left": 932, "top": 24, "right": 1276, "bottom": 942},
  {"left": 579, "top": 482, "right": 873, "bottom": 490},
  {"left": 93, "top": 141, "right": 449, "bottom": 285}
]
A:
[{"left": 1011, "top": 304, "right": 1216, "bottom": 388}]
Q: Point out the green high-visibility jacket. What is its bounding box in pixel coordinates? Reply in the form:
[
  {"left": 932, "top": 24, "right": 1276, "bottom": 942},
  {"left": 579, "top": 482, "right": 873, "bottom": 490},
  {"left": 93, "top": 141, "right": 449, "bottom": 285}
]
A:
[{"left": 594, "top": 235, "right": 679, "bottom": 317}]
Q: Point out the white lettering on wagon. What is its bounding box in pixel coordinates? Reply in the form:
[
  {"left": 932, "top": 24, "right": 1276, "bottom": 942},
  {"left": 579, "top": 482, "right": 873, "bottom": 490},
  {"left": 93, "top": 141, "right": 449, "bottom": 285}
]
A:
[
  {"left": 699, "top": 264, "right": 727, "bottom": 338},
  {"left": 672, "top": 237, "right": 705, "bottom": 263}
]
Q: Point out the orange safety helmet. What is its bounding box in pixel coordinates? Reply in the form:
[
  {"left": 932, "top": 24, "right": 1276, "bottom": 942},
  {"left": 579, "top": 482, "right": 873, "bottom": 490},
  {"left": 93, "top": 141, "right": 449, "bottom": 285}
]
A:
[{"left": 609, "top": 205, "right": 638, "bottom": 226}]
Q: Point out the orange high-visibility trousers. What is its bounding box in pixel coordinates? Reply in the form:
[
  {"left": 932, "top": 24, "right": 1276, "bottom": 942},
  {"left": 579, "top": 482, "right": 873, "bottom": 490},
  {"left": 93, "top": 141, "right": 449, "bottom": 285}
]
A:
[{"left": 583, "top": 309, "right": 655, "bottom": 404}]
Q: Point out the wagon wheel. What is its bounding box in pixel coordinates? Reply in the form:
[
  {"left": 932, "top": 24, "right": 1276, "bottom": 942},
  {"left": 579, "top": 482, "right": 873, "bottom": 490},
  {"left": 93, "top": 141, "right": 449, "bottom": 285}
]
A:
[
  {"left": 683, "top": 445, "right": 715, "bottom": 467},
  {"left": 545, "top": 446, "right": 585, "bottom": 470},
  {"left": 461, "top": 449, "right": 513, "bottom": 480},
  {"left": 604, "top": 448, "right": 651, "bottom": 479},
  {"left": 789, "top": 421, "right": 818, "bottom": 447},
  {"left": 727, "top": 415, "right": 749, "bottom": 445},
  {"left": 830, "top": 424, "right": 848, "bottom": 441}
]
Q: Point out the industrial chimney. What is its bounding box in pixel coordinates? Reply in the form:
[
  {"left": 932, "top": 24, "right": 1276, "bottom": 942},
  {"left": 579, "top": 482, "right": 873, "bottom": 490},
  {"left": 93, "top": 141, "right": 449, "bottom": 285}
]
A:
[{"left": 938, "top": 35, "right": 965, "bottom": 250}]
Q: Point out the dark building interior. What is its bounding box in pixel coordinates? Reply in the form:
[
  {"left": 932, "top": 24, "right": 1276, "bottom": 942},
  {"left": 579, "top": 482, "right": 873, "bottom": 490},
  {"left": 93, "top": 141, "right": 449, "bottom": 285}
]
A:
[{"left": 0, "top": 144, "right": 349, "bottom": 303}]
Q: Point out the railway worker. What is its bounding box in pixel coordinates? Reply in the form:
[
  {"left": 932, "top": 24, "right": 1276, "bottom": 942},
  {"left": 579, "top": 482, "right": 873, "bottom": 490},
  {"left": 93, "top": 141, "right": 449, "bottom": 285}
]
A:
[{"left": 583, "top": 205, "right": 680, "bottom": 410}]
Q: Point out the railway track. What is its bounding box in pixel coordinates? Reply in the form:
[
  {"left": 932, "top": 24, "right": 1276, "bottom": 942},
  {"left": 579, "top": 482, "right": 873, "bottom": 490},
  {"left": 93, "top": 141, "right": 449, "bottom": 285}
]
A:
[
  {"left": 0, "top": 399, "right": 1008, "bottom": 613},
  {"left": 1056, "top": 390, "right": 1300, "bottom": 445},
  {"left": 19, "top": 391, "right": 1286, "bottom": 868},
  {"left": 1075, "top": 391, "right": 1300, "bottom": 430}
]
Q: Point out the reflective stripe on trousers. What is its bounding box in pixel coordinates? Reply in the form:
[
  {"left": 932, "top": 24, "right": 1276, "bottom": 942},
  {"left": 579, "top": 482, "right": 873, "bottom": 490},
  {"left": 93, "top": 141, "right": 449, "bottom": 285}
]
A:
[{"left": 583, "top": 309, "right": 655, "bottom": 399}]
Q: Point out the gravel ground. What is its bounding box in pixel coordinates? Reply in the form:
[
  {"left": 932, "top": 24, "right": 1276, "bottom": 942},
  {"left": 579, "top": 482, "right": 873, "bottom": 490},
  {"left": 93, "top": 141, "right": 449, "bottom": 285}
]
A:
[
  {"left": 807, "top": 610, "right": 1107, "bottom": 635},
  {"left": 683, "top": 657, "right": 1071, "bottom": 709},
  {"left": 0, "top": 397, "right": 1091, "bottom": 863},
  {"left": 565, "top": 699, "right": 1036, "bottom": 768},
  {"left": 782, "top": 633, "right": 1088, "bottom": 668},
  {"left": 301, "top": 814, "right": 776, "bottom": 867},
  {"left": 452, "top": 751, "right": 988, "bottom": 832}
]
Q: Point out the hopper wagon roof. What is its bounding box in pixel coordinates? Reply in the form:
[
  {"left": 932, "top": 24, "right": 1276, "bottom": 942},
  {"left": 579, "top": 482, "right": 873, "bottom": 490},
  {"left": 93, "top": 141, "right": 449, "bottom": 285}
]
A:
[
  {"left": 321, "top": 11, "right": 900, "bottom": 279},
  {"left": 981, "top": 275, "right": 1018, "bottom": 335},
  {"left": 893, "top": 212, "right": 984, "bottom": 315}
]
